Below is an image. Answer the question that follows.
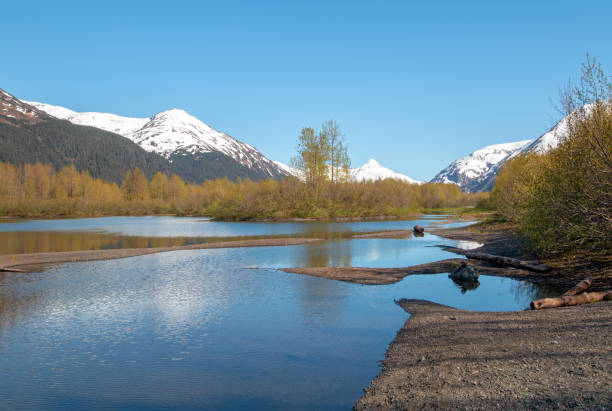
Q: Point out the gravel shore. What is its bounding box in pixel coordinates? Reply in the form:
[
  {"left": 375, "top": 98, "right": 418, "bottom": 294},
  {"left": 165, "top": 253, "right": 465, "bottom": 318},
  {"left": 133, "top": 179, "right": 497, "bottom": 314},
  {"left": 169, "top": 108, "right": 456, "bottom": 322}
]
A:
[{"left": 355, "top": 299, "right": 612, "bottom": 410}]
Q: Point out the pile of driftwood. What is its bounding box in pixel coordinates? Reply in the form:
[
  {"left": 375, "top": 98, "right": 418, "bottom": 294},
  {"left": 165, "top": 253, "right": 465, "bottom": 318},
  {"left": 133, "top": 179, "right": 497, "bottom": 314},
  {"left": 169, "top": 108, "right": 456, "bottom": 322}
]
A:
[
  {"left": 530, "top": 278, "right": 612, "bottom": 310},
  {"left": 462, "top": 251, "right": 611, "bottom": 310}
]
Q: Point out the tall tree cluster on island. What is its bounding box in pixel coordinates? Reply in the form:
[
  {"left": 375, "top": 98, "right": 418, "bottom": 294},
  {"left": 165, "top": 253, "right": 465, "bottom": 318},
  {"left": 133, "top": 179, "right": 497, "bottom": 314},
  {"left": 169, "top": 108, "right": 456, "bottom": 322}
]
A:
[{"left": 291, "top": 120, "right": 351, "bottom": 188}]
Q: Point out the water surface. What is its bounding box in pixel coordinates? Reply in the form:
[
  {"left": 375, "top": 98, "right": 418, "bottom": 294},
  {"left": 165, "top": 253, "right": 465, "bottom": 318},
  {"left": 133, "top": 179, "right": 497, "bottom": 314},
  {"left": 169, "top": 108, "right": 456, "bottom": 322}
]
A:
[
  {"left": 0, "top": 216, "right": 474, "bottom": 255},
  {"left": 0, "top": 217, "right": 550, "bottom": 410}
]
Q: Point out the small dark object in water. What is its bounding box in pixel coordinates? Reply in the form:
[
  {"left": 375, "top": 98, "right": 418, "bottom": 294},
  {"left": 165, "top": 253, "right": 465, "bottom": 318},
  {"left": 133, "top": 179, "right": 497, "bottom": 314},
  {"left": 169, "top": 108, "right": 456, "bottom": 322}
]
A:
[{"left": 413, "top": 225, "right": 424, "bottom": 234}]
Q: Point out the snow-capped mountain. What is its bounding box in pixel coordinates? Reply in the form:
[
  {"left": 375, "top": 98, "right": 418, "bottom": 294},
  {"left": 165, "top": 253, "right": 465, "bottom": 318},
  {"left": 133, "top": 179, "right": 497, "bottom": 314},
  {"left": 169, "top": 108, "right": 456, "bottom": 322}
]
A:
[
  {"left": 431, "top": 140, "right": 533, "bottom": 193},
  {"left": 27, "top": 101, "right": 288, "bottom": 179},
  {"left": 352, "top": 159, "right": 421, "bottom": 184},
  {"left": 276, "top": 158, "right": 421, "bottom": 184},
  {"left": 431, "top": 111, "right": 574, "bottom": 192}
]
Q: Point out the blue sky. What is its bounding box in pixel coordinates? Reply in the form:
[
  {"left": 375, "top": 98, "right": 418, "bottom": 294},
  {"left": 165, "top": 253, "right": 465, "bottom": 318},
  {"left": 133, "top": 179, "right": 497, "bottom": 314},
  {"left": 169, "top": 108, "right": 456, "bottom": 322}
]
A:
[{"left": 3, "top": 1, "right": 611, "bottom": 180}]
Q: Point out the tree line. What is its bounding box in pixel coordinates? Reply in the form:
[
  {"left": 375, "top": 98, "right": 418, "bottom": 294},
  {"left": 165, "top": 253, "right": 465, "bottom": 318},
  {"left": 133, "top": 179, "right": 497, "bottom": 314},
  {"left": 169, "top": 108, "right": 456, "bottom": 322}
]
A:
[{"left": 0, "top": 160, "right": 482, "bottom": 219}]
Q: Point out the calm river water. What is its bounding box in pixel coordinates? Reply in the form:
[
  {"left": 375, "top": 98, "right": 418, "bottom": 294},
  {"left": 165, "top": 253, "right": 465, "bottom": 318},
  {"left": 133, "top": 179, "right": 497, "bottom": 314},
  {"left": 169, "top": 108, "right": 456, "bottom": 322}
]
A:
[{"left": 0, "top": 217, "right": 551, "bottom": 410}]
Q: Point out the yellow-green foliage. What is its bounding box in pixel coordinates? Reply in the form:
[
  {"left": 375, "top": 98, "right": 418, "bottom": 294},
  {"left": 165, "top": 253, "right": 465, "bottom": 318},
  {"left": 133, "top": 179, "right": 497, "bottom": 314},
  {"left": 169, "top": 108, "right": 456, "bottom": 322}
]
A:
[
  {"left": 0, "top": 161, "right": 479, "bottom": 219},
  {"left": 490, "top": 57, "right": 611, "bottom": 255}
]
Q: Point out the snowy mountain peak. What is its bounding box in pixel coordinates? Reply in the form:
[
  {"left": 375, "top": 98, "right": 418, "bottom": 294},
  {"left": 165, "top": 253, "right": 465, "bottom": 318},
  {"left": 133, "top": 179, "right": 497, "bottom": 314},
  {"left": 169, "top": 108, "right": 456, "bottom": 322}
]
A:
[{"left": 352, "top": 159, "right": 421, "bottom": 184}]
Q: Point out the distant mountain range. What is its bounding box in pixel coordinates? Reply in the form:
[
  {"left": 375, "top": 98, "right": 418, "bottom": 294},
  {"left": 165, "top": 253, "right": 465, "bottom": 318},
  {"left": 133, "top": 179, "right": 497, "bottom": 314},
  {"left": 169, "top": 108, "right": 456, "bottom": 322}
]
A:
[
  {"left": 431, "top": 113, "right": 570, "bottom": 192},
  {"left": 2, "top": 89, "right": 423, "bottom": 185},
  {"left": 10, "top": 86, "right": 564, "bottom": 191}
]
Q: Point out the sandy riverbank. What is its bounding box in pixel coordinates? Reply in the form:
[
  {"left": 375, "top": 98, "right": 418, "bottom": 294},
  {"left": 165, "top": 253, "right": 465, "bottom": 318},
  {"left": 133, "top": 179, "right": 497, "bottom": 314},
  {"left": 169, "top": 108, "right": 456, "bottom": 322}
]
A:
[{"left": 0, "top": 237, "right": 323, "bottom": 272}]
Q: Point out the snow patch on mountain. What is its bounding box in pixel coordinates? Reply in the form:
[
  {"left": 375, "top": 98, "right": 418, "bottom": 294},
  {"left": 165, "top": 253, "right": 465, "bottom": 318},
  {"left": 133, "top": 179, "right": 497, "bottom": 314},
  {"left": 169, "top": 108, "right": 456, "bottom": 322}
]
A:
[
  {"left": 272, "top": 161, "right": 301, "bottom": 177},
  {"left": 26, "top": 101, "right": 148, "bottom": 136}
]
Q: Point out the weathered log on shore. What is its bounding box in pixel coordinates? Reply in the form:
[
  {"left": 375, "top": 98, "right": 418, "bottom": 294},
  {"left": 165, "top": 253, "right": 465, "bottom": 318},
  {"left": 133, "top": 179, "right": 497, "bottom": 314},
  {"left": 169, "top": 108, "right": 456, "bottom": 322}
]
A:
[
  {"left": 562, "top": 278, "right": 592, "bottom": 297},
  {"left": 530, "top": 291, "right": 612, "bottom": 310},
  {"left": 0, "top": 267, "right": 27, "bottom": 273},
  {"left": 464, "top": 251, "right": 551, "bottom": 272},
  {"left": 413, "top": 225, "right": 425, "bottom": 234}
]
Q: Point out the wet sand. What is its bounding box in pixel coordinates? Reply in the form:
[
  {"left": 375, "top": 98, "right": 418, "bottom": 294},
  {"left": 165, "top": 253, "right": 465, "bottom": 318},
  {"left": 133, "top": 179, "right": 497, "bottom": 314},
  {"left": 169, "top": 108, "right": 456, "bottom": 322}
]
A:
[{"left": 0, "top": 237, "right": 322, "bottom": 271}]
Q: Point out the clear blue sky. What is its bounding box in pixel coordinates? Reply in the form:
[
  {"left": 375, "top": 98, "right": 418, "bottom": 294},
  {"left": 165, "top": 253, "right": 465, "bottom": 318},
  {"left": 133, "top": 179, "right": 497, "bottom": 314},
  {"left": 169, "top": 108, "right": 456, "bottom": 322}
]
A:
[{"left": 3, "top": 1, "right": 611, "bottom": 181}]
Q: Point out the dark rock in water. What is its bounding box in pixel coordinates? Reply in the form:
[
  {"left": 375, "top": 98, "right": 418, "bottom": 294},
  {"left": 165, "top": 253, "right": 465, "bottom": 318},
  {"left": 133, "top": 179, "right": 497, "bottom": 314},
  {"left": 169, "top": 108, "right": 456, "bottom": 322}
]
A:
[
  {"left": 413, "top": 225, "right": 425, "bottom": 234},
  {"left": 449, "top": 262, "right": 480, "bottom": 293},
  {"left": 449, "top": 261, "right": 479, "bottom": 282}
]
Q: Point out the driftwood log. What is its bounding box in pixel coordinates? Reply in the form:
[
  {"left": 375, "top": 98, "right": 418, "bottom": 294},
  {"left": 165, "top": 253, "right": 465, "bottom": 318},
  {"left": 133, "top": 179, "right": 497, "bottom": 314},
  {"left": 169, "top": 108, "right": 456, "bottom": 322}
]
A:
[
  {"left": 530, "top": 290, "right": 612, "bottom": 310},
  {"left": 562, "top": 278, "right": 592, "bottom": 297},
  {"left": 0, "top": 267, "right": 27, "bottom": 273},
  {"left": 464, "top": 251, "right": 551, "bottom": 272}
]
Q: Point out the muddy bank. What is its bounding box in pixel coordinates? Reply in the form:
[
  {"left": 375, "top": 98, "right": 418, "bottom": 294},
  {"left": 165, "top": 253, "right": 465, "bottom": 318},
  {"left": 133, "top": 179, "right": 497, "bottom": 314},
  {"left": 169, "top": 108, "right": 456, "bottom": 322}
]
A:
[
  {"left": 284, "top": 224, "right": 612, "bottom": 291},
  {"left": 283, "top": 259, "right": 465, "bottom": 285},
  {"left": 355, "top": 299, "right": 612, "bottom": 410},
  {"left": 0, "top": 237, "right": 322, "bottom": 271}
]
